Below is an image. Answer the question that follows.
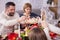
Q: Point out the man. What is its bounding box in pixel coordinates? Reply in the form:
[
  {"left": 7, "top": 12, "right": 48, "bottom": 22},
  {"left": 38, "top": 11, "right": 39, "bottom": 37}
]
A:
[{"left": 0, "top": 2, "right": 25, "bottom": 38}]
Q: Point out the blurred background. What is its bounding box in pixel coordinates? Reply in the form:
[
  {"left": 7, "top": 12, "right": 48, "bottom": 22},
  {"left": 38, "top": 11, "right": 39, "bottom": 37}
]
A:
[
  {"left": 0, "top": 0, "right": 43, "bottom": 12},
  {"left": 0, "top": 0, "right": 59, "bottom": 19}
]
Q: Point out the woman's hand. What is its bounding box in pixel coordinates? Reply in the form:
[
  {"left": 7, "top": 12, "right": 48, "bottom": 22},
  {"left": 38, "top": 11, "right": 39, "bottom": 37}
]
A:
[
  {"left": 41, "top": 9, "right": 46, "bottom": 21},
  {"left": 41, "top": 20, "right": 48, "bottom": 28}
]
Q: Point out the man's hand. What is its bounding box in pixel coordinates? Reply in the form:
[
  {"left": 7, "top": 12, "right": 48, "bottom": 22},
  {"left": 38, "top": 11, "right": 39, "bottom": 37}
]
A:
[{"left": 18, "top": 16, "right": 27, "bottom": 23}]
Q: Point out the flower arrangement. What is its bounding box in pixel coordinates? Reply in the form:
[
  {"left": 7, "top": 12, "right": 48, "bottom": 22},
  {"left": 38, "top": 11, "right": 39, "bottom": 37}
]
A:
[
  {"left": 7, "top": 17, "right": 42, "bottom": 40},
  {"left": 26, "top": 18, "right": 38, "bottom": 24}
]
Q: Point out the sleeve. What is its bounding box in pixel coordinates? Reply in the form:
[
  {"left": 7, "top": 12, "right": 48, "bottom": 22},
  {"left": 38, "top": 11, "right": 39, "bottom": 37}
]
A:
[
  {"left": 43, "top": 27, "right": 52, "bottom": 40},
  {"left": 48, "top": 23, "right": 60, "bottom": 34},
  {"left": 0, "top": 18, "right": 18, "bottom": 26}
]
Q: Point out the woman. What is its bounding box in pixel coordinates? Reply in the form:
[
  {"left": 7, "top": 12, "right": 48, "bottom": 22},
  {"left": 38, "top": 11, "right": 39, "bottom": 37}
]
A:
[
  {"left": 41, "top": 10, "right": 60, "bottom": 40},
  {"left": 20, "top": 3, "right": 40, "bottom": 30},
  {"left": 20, "top": 3, "right": 40, "bottom": 18}
]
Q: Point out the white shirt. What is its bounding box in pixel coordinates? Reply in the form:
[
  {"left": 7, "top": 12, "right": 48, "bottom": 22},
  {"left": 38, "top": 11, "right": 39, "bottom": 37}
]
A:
[
  {"left": 0, "top": 11, "right": 20, "bottom": 36},
  {"left": 42, "top": 20, "right": 60, "bottom": 40},
  {"left": 48, "top": 23, "right": 60, "bottom": 34}
]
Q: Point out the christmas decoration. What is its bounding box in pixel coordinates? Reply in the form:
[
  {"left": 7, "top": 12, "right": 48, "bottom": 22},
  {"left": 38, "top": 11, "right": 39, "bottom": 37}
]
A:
[{"left": 50, "top": 32, "right": 57, "bottom": 39}]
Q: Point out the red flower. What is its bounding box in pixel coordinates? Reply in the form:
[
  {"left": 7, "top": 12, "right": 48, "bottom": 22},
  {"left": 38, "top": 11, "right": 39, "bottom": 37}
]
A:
[
  {"left": 18, "top": 38, "right": 22, "bottom": 40},
  {"left": 7, "top": 33, "right": 18, "bottom": 40},
  {"left": 50, "top": 32, "right": 57, "bottom": 39}
]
